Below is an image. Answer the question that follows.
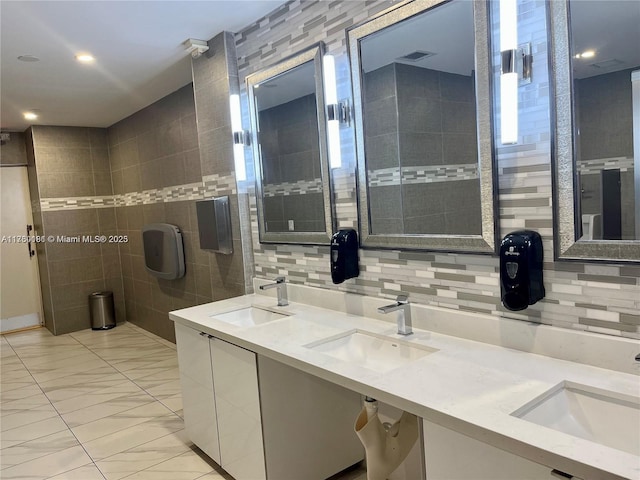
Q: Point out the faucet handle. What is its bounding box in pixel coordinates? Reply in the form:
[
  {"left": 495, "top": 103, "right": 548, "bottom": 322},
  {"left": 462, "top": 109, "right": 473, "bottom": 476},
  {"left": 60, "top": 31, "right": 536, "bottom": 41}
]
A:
[
  {"left": 396, "top": 294, "right": 409, "bottom": 304},
  {"left": 274, "top": 276, "right": 285, "bottom": 283}
]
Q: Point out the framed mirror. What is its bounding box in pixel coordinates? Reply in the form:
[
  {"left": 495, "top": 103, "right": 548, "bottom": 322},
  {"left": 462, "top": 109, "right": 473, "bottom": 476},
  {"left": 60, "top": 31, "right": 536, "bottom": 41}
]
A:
[
  {"left": 348, "top": 0, "right": 497, "bottom": 253},
  {"left": 246, "top": 43, "right": 334, "bottom": 245},
  {"left": 550, "top": 0, "right": 640, "bottom": 262}
]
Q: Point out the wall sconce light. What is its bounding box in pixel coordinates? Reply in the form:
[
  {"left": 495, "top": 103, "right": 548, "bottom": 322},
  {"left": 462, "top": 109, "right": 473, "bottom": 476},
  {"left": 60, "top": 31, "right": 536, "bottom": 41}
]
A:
[
  {"left": 323, "top": 54, "right": 350, "bottom": 169},
  {"left": 230, "top": 94, "right": 248, "bottom": 181},
  {"left": 499, "top": 0, "right": 532, "bottom": 145}
]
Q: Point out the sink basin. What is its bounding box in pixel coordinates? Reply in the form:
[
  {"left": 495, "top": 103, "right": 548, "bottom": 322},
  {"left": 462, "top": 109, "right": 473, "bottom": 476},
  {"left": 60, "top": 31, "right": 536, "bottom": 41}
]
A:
[
  {"left": 512, "top": 381, "right": 640, "bottom": 456},
  {"left": 305, "top": 329, "right": 437, "bottom": 373},
  {"left": 211, "top": 306, "right": 289, "bottom": 327}
]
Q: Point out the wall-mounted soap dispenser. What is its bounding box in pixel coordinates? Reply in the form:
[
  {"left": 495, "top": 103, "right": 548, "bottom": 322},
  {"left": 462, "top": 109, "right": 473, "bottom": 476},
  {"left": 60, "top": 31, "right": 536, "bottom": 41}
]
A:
[
  {"left": 500, "top": 230, "right": 545, "bottom": 311},
  {"left": 330, "top": 229, "right": 359, "bottom": 284}
]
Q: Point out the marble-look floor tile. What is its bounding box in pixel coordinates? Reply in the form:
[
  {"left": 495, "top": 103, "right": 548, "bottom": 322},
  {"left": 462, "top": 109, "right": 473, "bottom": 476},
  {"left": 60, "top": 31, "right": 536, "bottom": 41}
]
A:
[
  {"left": 29, "top": 357, "right": 111, "bottom": 384},
  {"left": 95, "top": 430, "right": 193, "bottom": 480},
  {"left": 0, "top": 385, "right": 45, "bottom": 403},
  {"left": 48, "top": 463, "right": 107, "bottom": 479},
  {"left": 0, "top": 445, "right": 91, "bottom": 479},
  {"left": 133, "top": 368, "right": 180, "bottom": 390},
  {"left": 38, "top": 368, "right": 128, "bottom": 402},
  {"left": 0, "top": 416, "right": 69, "bottom": 449},
  {"left": 62, "top": 391, "right": 156, "bottom": 428},
  {"left": 71, "top": 401, "right": 172, "bottom": 444},
  {"left": 25, "top": 352, "right": 102, "bottom": 373},
  {"left": 123, "top": 449, "right": 216, "bottom": 480},
  {"left": 0, "top": 367, "right": 33, "bottom": 383},
  {"left": 1, "top": 326, "right": 192, "bottom": 480},
  {"left": 158, "top": 392, "right": 183, "bottom": 416},
  {"left": 115, "top": 354, "right": 179, "bottom": 380},
  {"left": 194, "top": 471, "right": 233, "bottom": 480},
  {"left": 140, "top": 379, "right": 182, "bottom": 401},
  {"left": 5, "top": 333, "right": 78, "bottom": 349},
  {"left": 1, "top": 403, "right": 59, "bottom": 432},
  {"left": 52, "top": 381, "right": 144, "bottom": 415},
  {"left": 93, "top": 345, "right": 174, "bottom": 364},
  {"left": 83, "top": 414, "right": 184, "bottom": 460},
  {"left": 18, "top": 347, "right": 92, "bottom": 370},
  {"left": 1, "top": 392, "right": 52, "bottom": 417},
  {"left": 0, "top": 378, "right": 38, "bottom": 394},
  {"left": 0, "top": 428, "right": 78, "bottom": 469}
]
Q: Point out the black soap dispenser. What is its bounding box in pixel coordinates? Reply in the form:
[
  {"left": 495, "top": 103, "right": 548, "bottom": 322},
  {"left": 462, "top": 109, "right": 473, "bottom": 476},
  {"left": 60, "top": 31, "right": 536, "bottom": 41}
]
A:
[
  {"left": 330, "top": 229, "right": 359, "bottom": 284},
  {"left": 500, "top": 230, "right": 545, "bottom": 311}
]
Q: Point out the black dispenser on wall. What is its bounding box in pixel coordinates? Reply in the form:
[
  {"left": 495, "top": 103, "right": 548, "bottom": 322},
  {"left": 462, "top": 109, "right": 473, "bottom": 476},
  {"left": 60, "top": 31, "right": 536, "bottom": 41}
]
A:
[
  {"left": 330, "top": 229, "right": 359, "bottom": 284},
  {"left": 500, "top": 230, "right": 545, "bottom": 311}
]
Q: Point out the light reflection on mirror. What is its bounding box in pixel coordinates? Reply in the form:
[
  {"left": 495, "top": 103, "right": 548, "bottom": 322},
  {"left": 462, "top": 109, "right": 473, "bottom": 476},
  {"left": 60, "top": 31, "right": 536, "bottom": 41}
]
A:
[{"left": 570, "top": 0, "right": 640, "bottom": 241}]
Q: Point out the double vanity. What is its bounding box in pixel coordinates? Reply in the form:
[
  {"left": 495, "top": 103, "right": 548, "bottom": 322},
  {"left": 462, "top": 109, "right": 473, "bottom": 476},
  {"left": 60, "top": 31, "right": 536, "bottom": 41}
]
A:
[{"left": 170, "top": 280, "right": 640, "bottom": 480}]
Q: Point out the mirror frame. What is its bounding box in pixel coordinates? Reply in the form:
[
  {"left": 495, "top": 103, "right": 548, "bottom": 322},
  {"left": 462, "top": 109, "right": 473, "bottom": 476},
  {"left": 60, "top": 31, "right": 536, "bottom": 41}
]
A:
[
  {"left": 347, "top": 0, "right": 497, "bottom": 253},
  {"left": 549, "top": 0, "right": 640, "bottom": 263},
  {"left": 246, "top": 42, "right": 335, "bottom": 245}
]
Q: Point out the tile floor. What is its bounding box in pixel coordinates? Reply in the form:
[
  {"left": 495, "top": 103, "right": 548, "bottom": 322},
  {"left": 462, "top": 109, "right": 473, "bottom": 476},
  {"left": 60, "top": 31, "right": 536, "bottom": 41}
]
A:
[
  {"left": 1, "top": 323, "right": 231, "bottom": 480},
  {"left": 1, "top": 323, "right": 367, "bottom": 480}
]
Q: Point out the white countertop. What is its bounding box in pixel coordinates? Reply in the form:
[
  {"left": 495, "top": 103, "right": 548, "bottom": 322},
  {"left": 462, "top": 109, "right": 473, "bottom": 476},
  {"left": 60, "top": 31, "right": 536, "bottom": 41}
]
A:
[{"left": 170, "top": 292, "right": 640, "bottom": 480}]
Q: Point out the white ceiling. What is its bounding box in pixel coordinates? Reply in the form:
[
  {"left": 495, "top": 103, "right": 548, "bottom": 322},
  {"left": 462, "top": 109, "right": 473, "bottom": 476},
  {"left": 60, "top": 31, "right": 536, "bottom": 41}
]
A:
[
  {"left": 360, "top": 1, "right": 474, "bottom": 76},
  {"left": 0, "top": 0, "right": 285, "bottom": 132},
  {"left": 570, "top": 0, "right": 640, "bottom": 80}
]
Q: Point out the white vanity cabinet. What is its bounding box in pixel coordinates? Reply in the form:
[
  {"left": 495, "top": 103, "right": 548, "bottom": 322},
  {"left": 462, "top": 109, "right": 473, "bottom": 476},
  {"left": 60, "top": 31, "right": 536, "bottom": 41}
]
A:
[
  {"left": 175, "top": 322, "right": 364, "bottom": 480},
  {"left": 175, "top": 323, "right": 266, "bottom": 480},
  {"left": 210, "top": 336, "right": 265, "bottom": 480},
  {"left": 423, "top": 420, "right": 585, "bottom": 480},
  {"left": 175, "top": 323, "right": 221, "bottom": 464}
]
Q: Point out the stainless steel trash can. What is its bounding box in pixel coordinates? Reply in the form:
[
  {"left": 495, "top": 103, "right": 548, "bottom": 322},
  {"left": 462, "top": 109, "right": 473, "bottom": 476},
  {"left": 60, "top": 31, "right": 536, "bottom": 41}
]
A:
[{"left": 89, "top": 291, "right": 116, "bottom": 330}]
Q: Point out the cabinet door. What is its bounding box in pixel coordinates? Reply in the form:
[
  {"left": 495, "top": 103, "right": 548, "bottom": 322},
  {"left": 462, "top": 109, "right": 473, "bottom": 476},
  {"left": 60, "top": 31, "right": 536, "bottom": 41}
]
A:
[
  {"left": 211, "top": 337, "right": 266, "bottom": 480},
  {"left": 423, "top": 420, "right": 553, "bottom": 480},
  {"left": 175, "top": 324, "right": 221, "bottom": 464}
]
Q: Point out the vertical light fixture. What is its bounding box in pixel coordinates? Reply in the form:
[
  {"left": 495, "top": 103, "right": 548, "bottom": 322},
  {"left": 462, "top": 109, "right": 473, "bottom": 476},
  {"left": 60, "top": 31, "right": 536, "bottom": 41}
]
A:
[
  {"left": 500, "top": 0, "right": 519, "bottom": 145},
  {"left": 230, "top": 94, "right": 247, "bottom": 181},
  {"left": 323, "top": 54, "right": 342, "bottom": 169}
]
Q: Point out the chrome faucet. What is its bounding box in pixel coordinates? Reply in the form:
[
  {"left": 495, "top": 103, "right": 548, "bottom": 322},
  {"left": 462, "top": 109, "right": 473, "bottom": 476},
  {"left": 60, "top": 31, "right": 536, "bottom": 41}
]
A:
[
  {"left": 259, "top": 276, "right": 288, "bottom": 306},
  {"left": 378, "top": 294, "right": 412, "bottom": 335}
]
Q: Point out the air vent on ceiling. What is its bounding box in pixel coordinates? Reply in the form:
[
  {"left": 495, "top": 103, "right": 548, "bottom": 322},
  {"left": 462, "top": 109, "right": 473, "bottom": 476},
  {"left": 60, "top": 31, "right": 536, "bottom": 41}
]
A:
[
  {"left": 589, "top": 59, "right": 625, "bottom": 70},
  {"left": 397, "top": 50, "right": 436, "bottom": 62}
]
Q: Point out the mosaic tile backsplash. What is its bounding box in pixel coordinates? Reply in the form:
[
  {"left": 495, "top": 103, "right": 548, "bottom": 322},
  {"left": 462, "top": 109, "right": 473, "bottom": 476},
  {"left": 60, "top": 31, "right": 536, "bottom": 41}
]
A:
[{"left": 235, "top": 0, "right": 639, "bottom": 339}]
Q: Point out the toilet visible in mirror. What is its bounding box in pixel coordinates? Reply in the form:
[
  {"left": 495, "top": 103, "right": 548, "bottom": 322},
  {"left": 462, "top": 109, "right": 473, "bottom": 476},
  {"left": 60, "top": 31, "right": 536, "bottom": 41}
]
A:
[
  {"left": 550, "top": 0, "right": 640, "bottom": 262},
  {"left": 246, "top": 43, "right": 334, "bottom": 245},
  {"left": 348, "top": 0, "right": 497, "bottom": 253}
]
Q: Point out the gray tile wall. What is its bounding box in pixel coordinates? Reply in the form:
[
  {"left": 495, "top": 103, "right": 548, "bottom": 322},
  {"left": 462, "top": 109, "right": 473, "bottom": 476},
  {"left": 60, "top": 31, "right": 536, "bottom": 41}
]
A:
[
  {"left": 362, "top": 63, "right": 482, "bottom": 235},
  {"left": 576, "top": 68, "right": 635, "bottom": 161},
  {"left": 235, "top": 0, "right": 640, "bottom": 339},
  {"left": 575, "top": 68, "right": 637, "bottom": 240},
  {"left": 26, "top": 126, "right": 124, "bottom": 335},
  {"left": 259, "top": 94, "right": 325, "bottom": 232}
]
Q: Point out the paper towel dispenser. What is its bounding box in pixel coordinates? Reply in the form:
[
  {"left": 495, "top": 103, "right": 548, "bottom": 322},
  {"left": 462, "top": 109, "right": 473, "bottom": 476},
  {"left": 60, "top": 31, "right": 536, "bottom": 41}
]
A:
[
  {"left": 500, "top": 230, "right": 545, "bottom": 311},
  {"left": 195, "top": 197, "right": 233, "bottom": 254},
  {"left": 142, "top": 223, "right": 185, "bottom": 280}
]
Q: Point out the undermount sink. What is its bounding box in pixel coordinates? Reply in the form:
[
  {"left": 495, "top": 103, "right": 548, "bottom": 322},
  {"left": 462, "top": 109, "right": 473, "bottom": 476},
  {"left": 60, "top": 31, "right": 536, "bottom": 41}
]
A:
[
  {"left": 305, "top": 329, "right": 437, "bottom": 373},
  {"left": 512, "top": 381, "right": 640, "bottom": 456},
  {"left": 211, "top": 306, "right": 289, "bottom": 327}
]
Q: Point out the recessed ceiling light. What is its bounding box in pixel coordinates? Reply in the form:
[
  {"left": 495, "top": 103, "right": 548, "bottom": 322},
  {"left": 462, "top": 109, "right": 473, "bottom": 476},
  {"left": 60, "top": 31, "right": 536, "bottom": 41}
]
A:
[
  {"left": 574, "top": 50, "right": 595, "bottom": 59},
  {"left": 75, "top": 53, "right": 95, "bottom": 63},
  {"left": 17, "top": 55, "right": 40, "bottom": 62},
  {"left": 24, "top": 112, "right": 38, "bottom": 120}
]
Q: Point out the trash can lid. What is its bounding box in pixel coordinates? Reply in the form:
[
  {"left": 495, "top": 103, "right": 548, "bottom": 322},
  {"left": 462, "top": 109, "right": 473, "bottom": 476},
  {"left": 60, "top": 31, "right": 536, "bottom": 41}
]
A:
[{"left": 90, "top": 291, "right": 113, "bottom": 297}]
